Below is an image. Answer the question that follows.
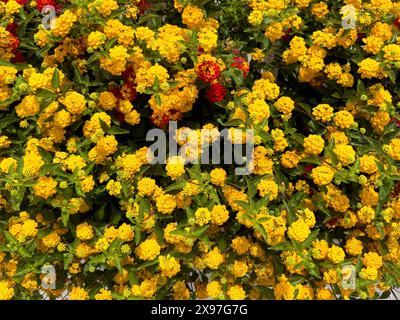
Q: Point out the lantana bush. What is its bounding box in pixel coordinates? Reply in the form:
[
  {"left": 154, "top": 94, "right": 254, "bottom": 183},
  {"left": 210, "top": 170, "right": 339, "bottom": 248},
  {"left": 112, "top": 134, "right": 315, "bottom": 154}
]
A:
[{"left": 0, "top": 0, "right": 400, "bottom": 300}]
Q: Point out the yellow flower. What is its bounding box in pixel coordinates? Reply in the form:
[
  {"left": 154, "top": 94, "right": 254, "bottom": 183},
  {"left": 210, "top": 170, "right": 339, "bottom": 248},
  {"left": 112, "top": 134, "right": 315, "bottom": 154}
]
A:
[
  {"left": 137, "top": 177, "right": 157, "bottom": 197},
  {"left": 106, "top": 179, "right": 122, "bottom": 196},
  {"left": 0, "top": 281, "right": 14, "bottom": 300},
  {"left": 69, "top": 286, "right": 89, "bottom": 300},
  {"left": 227, "top": 285, "right": 246, "bottom": 300},
  {"left": 88, "top": 31, "right": 106, "bottom": 49},
  {"left": 345, "top": 237, "right": 363, "bottom": 256},
  {"left": 311, "top": 165, "right": 335, "bottom": 186},
  {"left": 362, "top": 252, "right": 383, "bottom": 269},
  {"left": 42, "top": 231, "right": 61, "bottom": 249},
  {"left": 52, "top": 10, "right": 77, "bottom": 38},
  {"left": 166, "top": 156, "right": 185, "bottom": 180},
  {"left": 311, "top": 2, "right": 329, "bottom": 18},
  {"left": 360, "top": 267, "right": 378, "bottom": 280},
  {"left": 257, "top": 179, "right": 278, "bottom": 200},
  {"left": 61, "top": 91, "right": 86, "bottom": 115},
  {"left": 195, "top": 207, "right": 211, "bottom": 226},
  {"left": 135, "top": 238, "right": 160, "bottom": 261},
  {"left": 287, "top": 219, "right": 311, "bottom": 242},
  {"left": 334, "top": 110, "right": 354, "bottom": 129},
  {"left": 16, "top": 95, "right": 40, "bottom": 118},
  {"left": 231, "top": 236, "right": 250, "bottom": 255},
  {"left": 312, "top": 104, "right": 333, "bottom": 122},
  {"left": 204, "top": 247, "right": 224, "bottom": 269},
  {"left": 156, "top": 193, "right": 176, "bottom": 214},
  {"left": 206, "top": 281, "right": 223, "bottom": 299},
  {"left": 231, "top": 260, "right": 248, "bottom": 278},
  {"left": 357, "top": 206, "right": 375, "bottom": 224},
  {"left": 327, "top": 245, "right": 345, "bottom": 264},
  {"left": 159, "top": 255, "right": 181, "bottom": 278},
  {"left": 95, "top": 288, "right": 113, "bottom": 300},
  {"left": 182, "top": 5, "right": 205, "bottom": 29},
  {"left": 210, "top": 204, "right": 229, "bottom": 226},
  {"left": 303, "top": 134, "right": 325, "bottom": 155},
  {"left": 359, "top": 155, "right": 378, "bottom": 174},
  {"left": 98, "top": 91, "right": 118, "bottom": 110},
  {"left": 387, "top": 138, "right": 400, "bottom": 161},
  {"left": 33, "top": 176, "right": 57, "bottom": 199},
  {"left": 333, "top": 144, "right": 355, "bottom": 166},
  {"left": 311, "top": 239, "right": 329, "bottom": 259},
  {"left": 358, "top": 58, "right": 384, "bottom": 79},
  {"left": 76, "top": 222, "right": 94, "bottom": 241},
  {"left": 210, "top": 168, "right": 226, "bottom": 186}
]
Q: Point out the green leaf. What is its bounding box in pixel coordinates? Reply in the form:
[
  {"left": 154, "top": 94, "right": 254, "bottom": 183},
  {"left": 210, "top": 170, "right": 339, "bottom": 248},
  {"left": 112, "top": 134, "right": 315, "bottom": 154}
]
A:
[
  {"left": 301, "top": 229, "right": 320, "bottom": 249},
  {"left": 18, "top": 247, "right": 32, "bottom": 258},
  {"left": 10, "top": 188, "right": 25, "bottom": 212},
  {"left": 379, "top": 178, "right": 394, "bottom": 204},
  {"left": 95, "top": 203, "right": 106, "bottom": 221},
  {"left": 137, "top": 258, "right": 159, "bottom": 271},
  {"left": 164, "top": 180, "right": 186, "bottom": 193},
  {"left": 128, "top": 268, "right": 139, "bottom": 285},
  {"left": 36, "top": 88, "right": 57, "bottom": 101},
  {"left": 63, "top": 252, "right": 74, "bottom": 270},
  {"left": 108, "top": 126, "right": 130, "bottom": 135},
  {"left": 3, "top": 230, "right": 18, "bottom": 245},
  {"left": 189, "top": 225, "right": 209, "bottom": 237},
  {"left": 36, "top": 146, "right": 53, "bottom": 164},
  {"left": 51, "top": 68, "right": 60, "bottom": 89},
  {"left": 135, "top": 225, "right": 142, "bottom": 245},
  {"left": 39, "top": 163, "right": 61, "bottom": 176},
  {"left": 61, "top": 211, "right": 69, "bottom": 227},
  {"left": 269, "top": 241, "right": 292, "bottom": 251},
  {"left": 387, "top": 69, "right": 396, "bottom": 84},
  {"left": 114, "top": 257, "right": 123, "bottom": 273},
  {"left": 356, "top": 79, "right": 366, "bottom": 95},
  {"left": 86, "top": 52, "right": 101, "bottom": 64},
  {"left": 98, "top": 119, "right": 109, "bottom": 133}
]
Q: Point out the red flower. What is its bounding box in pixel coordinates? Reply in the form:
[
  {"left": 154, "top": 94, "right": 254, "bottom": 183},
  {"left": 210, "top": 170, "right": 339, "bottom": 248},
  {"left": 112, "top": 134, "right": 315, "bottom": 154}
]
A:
[
  {"left": 137, "top": 0, "right": 151, "bottom": 15},
  {"left": 326, "top": 218, "right": 338, "bottom": 228},
  {"left": 2, "top": 0, "right": 28, "bottom": 4},
  {"left": 161, "top": 114, "right": 170, "bottom": 126},
  {"left": 206, "top": 83, "right": 227, "bottom": 103},
  {"left": 394, "top": 17, "right": 400, "bottom": 28},
  {"left": 304, "top": 164, "right": 315, "bottom": 173},
  {"left": 197, "top": 61, "right": 221, "bottom": 83},
  {"left": 282, "top": 28, "right": 292, "bottom": 42},
  {"left": 36, "top": 0, "right": 56, "bottom": 12},
  {"left": 231, "top": 57, "right": 249, "bottom": 78},
  {"left": 12, "top": 50, "right": 25, "bottom": 63},
  {"left": 390, "top": 117, "right": 400, "bottom": 128},
  {"left": 109, "top": 79, "right": 138, "bottom": 102},
  {"left": 121, "top": 66, "right": 136, "bottom": 83},
  {"left": 197, "top": 46, "right": 205, "bottom": 55},
  {"left": 109, "top": 86, "right": 122, "bottom": 100},
  {"left": 357, "top": 32, "right": 366, "bottom": 40},
  {"left": 120, "top": 82, "right": 137, "bottom": 101},
  {"left": 115, "top": 111, "right": 125, "bottom": 124},
  {"left": 6, "top": 22, "right": 17, "bottom": 34},
  {"left": 8, "top": 34, "right": 19, "bottom": 49},
  {"left": 232, "top": 49, "right": 240, "bottom": 55}
]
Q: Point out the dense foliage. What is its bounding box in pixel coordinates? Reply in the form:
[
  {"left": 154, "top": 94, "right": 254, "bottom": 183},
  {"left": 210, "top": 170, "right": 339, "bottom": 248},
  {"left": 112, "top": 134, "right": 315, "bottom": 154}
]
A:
[{"left": 0, "top": 0, "right": 399, "bottom": 300}]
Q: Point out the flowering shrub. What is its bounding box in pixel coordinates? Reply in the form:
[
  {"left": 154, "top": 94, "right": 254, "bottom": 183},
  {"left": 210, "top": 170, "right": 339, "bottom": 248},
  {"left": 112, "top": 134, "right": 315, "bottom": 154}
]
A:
[{"left": 0, "top": 0, "right": 400, "bottom": 300}]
